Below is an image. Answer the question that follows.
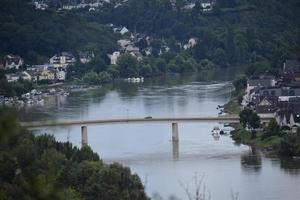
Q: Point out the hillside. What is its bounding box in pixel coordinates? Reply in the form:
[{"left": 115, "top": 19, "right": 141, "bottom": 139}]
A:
[
  {"left": 96, "top": 0, "right": 300, "bottom": 69},
  {"left": 0, "top": 0, "right": 118, "bottom": 64}
]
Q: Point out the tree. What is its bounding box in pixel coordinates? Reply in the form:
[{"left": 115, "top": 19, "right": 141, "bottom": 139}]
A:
[
  {"left": 213, "top": 48, "right": 228, "bottom": 67},
  {"left": 117, "top": 54, "right": 139, "bottom": 78},
  {"left": 233, "top": 76, "right": 247, "bottom": 91},
  {"left": 0, "top": 108, "right": 149, "bottom": 200},
  {"left": 199, "top": 59, "right": 215, "bottom": 71},
  {"left": 239, "top": 108, "right": 261, "bottom": 130},
  {"left": 263, "top": 119, "right": 280, "bottom": 139},
  {"left": 155, "top": 58, "right": 167, "bottom": 73}
]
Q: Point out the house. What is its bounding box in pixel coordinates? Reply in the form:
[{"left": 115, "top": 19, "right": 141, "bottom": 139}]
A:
[
  {"left": 125, "top": 45, "right": 140, "bottom": 54},
  {"left": 184, "top": 3, "right": 195, "bottom": 10},
  {"left": 118, "top": 39, "right": 132, "bottom": 49},
  {"left": 283, "top": 59, "right": 300, "bottom": 74},
  {"left": 4, "top": 54, "right": 24, "bottom": 70},
  {"left": 32, "top": 1, "right": 48, "bottom": 10},
  {"left": 120, "top": 27, "right": 129, "bottom": 35},
  {"left": 38, "top": 67, "right": 56, "bottom": 81},
  {"left": 5, "top": 74, "right": 20, "bottom": 82},
  {"left": 50, "top": 52, "right": 76, "bottom": 69},
  {"left": 201, "top": 1, "right": 213, "bottom": 12},
  {"left": 276, "top": 108, "right": 300, "bottom": 131},
  {"left": 79, "top": 51, "right": 94, "bottom": 64},
  {"left": 108, "top": 51, "right": 121, "bottom": 65},
  {"left": 188, "top": 38, "right": 198, "bottom": 48},
  {"left": 5, "top": 71, "right": 32, "bottom": 82},
  {"left": 28, "top": 64, "right": 66, "bottom": 82},
  {"left": 275, "top": 98, "right": 300, "bottom": 132},
  {"left": 246, "top": 75, "right": 276, "bottom": 94},
  {"left": 184, "top": 38, "right": 198, "bottom": 50},
  {"left": 266, "top": 86, "right": 300, "bottom": 98},
  {"left": 254, "top": 98, "right": 277, "bottom": 118}
]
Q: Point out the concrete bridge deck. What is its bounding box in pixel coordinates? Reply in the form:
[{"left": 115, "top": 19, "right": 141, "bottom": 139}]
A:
[{"left": 21, "top": 115, "right": 273, "bottom": 129}]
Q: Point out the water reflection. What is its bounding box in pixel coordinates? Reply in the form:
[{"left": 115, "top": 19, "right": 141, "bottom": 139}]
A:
[
  {"left": 279, "top": 157, "right": 300, "bottom": 175},
  {"left": 172, "top": 141, "right": 179, "bottom": 161},
  {"left": 241, "top": 147, "right": 262, "bottom": 173}
]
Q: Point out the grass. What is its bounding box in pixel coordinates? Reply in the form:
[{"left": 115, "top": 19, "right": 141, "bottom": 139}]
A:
[
  {"left": 223, "top": 89, "right": 244, "bottom": 114},
  {"left": 231, "top": 126, "right": 283, "bottom": 154},
  {"left": 223, "top": 98, "right": 241, "bottom": 114}
]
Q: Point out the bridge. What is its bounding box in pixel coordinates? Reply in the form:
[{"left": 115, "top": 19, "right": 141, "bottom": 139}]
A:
[{"left": 21, "top": 115, "right": 273, "bottom": 147}]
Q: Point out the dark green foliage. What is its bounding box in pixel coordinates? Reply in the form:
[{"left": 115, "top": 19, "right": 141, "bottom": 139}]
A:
[
  {"left": 0, "top": 75, "right": 33, "bottom": 97},
  {"left": 263, "top": 119, "right": 281, "bottom": 139},
  {"left": 233, "top": 76, "right": 247, "bottom": 91},
  {"left": 279, "top": 134, "right": 300, "bottom": 157},
  {"left": 117, "top": 54, "right": 139, "bottom": 78},
  {"left": 97, "top": 0, "right": 300, "bottom": 68},
  {"left": 0, "top": 109, "right": 149, "bottom": 200},
  {"left": 0, "top": 0, "right": 118, "bottom": 64},
  {"left": 239, "top": 108, "right": 261, "bottom": 130}
]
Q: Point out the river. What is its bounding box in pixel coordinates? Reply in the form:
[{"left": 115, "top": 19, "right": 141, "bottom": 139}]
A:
[{"left": 21, "top": 73, "right": 300, "bottom": 200}]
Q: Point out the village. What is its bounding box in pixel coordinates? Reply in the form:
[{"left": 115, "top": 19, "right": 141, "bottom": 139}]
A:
[
  {"left": 0, "top": 19, "right": 202, "bottom": 107},
  {"left": 243, "top": 59, "right": 300, "bottom": 133},
  {"left": 31, "top": 0, "right": 215, "bottom": 12}
]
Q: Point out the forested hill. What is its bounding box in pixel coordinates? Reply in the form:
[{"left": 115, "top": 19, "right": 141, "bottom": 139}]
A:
[
  {"left": 0, "top": 0, "right": 117, "bottom": 64},
  {"left": 0, "top": 0, "right": 300, "bottom": 71},
  {"left": 96, "top": 0, "right": 300, "bottom": 68},
  {"left": 0, "top": 109, "right": 149, "bottom": 200}
]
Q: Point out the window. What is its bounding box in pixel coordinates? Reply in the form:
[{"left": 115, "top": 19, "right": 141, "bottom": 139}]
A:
[{"left": 271, "top": 91, "right": 275, "bottom": 96}]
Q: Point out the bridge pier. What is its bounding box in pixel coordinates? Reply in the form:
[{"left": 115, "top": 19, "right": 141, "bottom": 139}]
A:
[
  {"left": 81, "top": 126, "right": 88, "bottom": 147},
  {"left": 172, "top": 141, "right": 179, "bottom": 160},
  {"left": 172, "top": 122, "right": 179, "bottom": 142}
]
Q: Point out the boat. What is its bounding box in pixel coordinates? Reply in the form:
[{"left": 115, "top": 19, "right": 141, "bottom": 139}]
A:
[{"left": 211, "top": 126, "right": 220, "bottom": 136}]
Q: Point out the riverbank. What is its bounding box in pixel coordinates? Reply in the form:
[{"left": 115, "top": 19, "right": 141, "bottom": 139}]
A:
[
  {"left": 230, "top": 124, "right": 300, "bottom": 157},
  {"left": 223, "top": 89, "right": 243, "bottom": 114},
  {"left": 230, "top": 125, "right": 281, "bottom": 154}
]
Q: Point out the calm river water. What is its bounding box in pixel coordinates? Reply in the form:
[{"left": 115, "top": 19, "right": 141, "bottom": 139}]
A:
[{"left": 21, "top": 73, "right": 300, "bottom": 200}]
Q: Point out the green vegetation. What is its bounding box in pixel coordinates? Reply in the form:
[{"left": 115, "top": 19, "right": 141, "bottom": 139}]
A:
[
  {"left": 0, "top": 0, "right": 117, "bottom": 64},
  {"left": 232, "top": 117, "right": 300, "bottom": 157},
  {"left": 1, "top": 0, "right": 299, "bottom": 87},
  {"left": 97, "top": 0, "right": 300, "bottom": 69},
  {"left": 0, "top": 70, "right": 33, "bottom": 97},
  {"left": 0, "top": 109, "right": 149, "bottom": 200},
  {"left": 239, "top": 108, "right": 260, "bottom": 130},
  {"left": 223, "top": 97, "right": 241, "bottom": 114}
]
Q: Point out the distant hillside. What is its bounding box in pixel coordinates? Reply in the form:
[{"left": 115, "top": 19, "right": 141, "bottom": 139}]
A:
[
  {"left": 95, "top": 0, "right": 300, "bottom": 68},
  {"left": 0, "top": 0, "right": 118, "bottom": 64},
  {"left": 0, "top": 0, "right": 299, "bottom": 73}
]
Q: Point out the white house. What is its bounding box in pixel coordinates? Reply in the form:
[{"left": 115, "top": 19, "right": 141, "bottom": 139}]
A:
[
  {"left": 118, "top": 39, "right": 132, "bottom": 49},
  {"left": 201, "top": 2, "right": 213, "bottom": 12},
  {"left": 184, "top": 38, "right": 198, "bottom": 50},
  {"left": 56, "top": 70, "right": 66, "bottom": 81},
  {"left": 4, "top": 54, "right": 24, "bottom": 70},
  {"left": 108, "top": 51, "right": 121, "bottom": 65},
  {"left": 50, "top": 52, "right": 76, "bottom": 69},
  {"left": 33, "top": 1, "right": 48, "bottom": 10},
  {"left": 120, "top": 27, "right": 129, "bottom": 35},
  {"left": 5, "top": 71, "right": 32, "bottom": 82}
]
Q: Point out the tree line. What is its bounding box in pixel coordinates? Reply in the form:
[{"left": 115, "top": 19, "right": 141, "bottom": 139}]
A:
[{"left": 0, "top": 108, "right": 149, "bottom": 200}]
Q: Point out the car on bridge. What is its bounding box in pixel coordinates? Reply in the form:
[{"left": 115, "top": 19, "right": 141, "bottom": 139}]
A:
[{"left": 144, "top": 116, "right": 152, "bottom": 119}]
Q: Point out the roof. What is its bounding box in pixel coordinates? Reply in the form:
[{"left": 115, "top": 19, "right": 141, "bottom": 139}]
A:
[
  {"left": 248, "top": 76, "right": 275, "bottom": 87},
  {"left": 79, "top": 51, "right": 94, "bottom": 59},
  {"left": 5, "top": 54, "right": 23, "bottom": 65}
]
